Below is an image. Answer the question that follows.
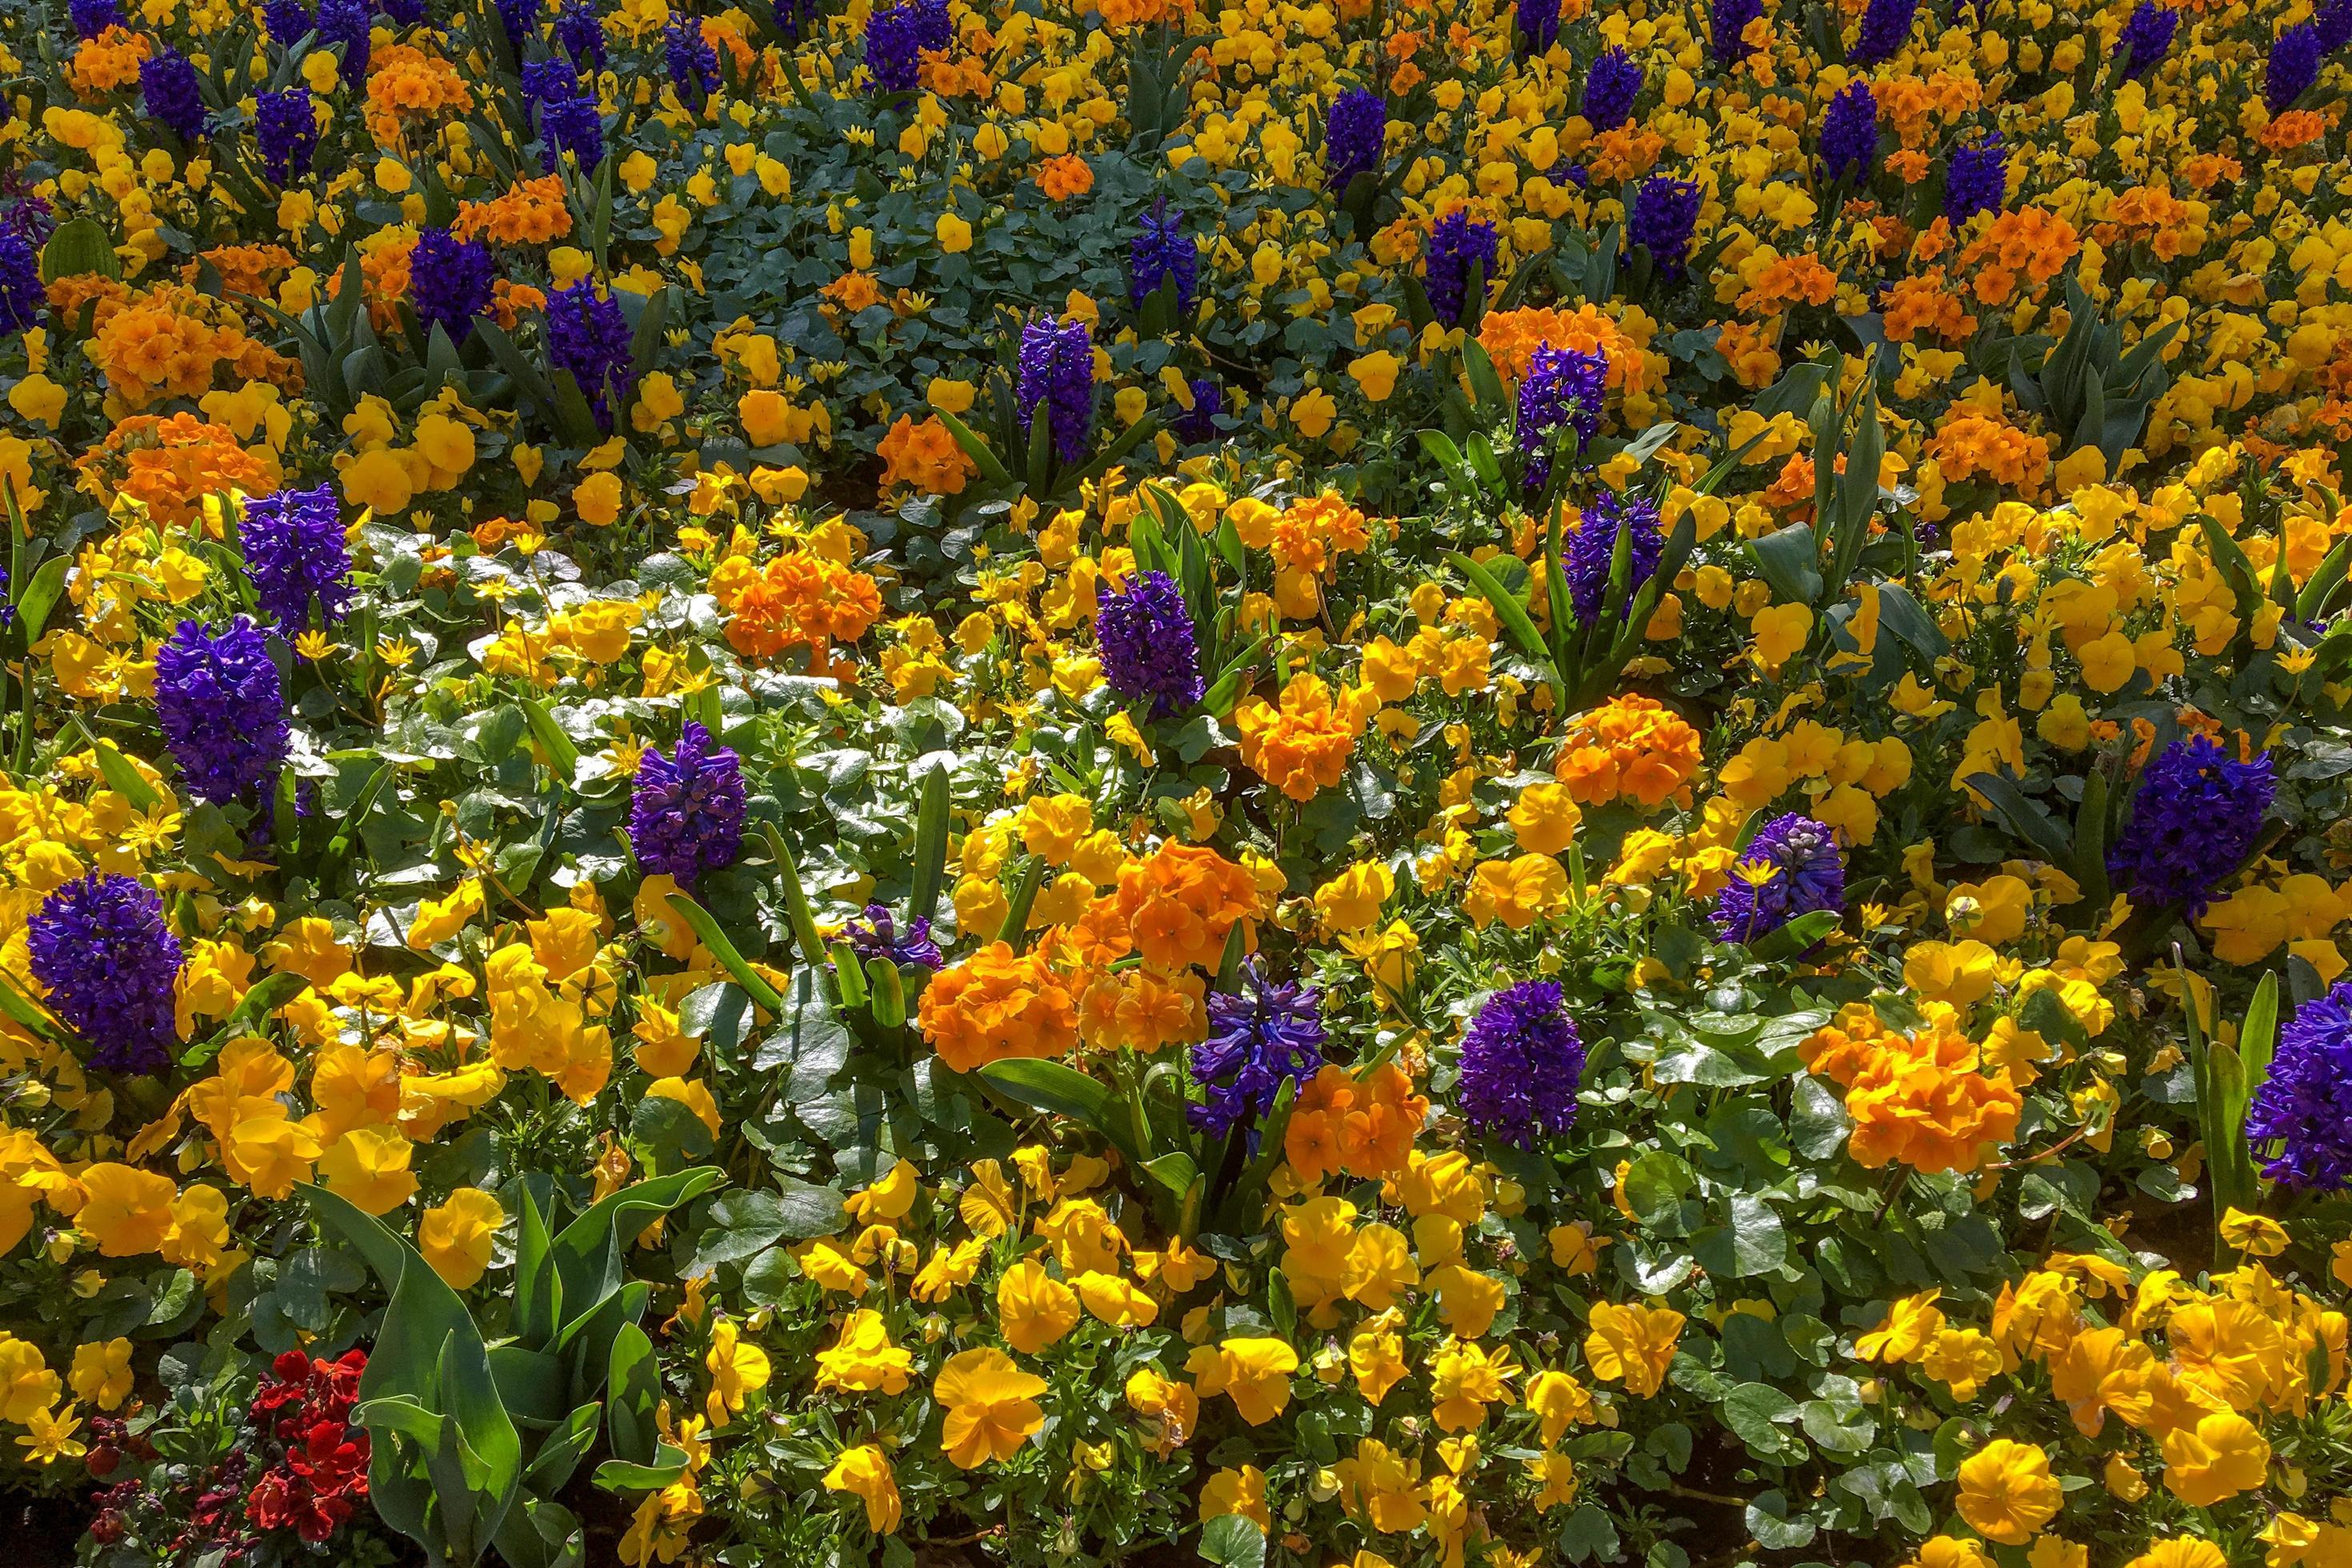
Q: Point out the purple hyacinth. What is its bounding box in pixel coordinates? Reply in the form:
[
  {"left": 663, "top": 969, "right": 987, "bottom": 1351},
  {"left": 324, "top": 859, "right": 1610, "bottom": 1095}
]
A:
[
  {"left": 629, "top": 721, "right": 746, "bottom": 886},
  {"left": 1850, "top": 0, "right": 1917, "bottom": 63},
  {"left": 545, "top": 281, "right": 638, "bottom": 429},
  {"left": 68, "top": 0, "right": 120, "bottom": 38},
  {"left": 240, "top": 482, "right": 352, "bottom": 635},
  {"left": 256, "top": 87, "right": 318, "bottom": 183},
  {"left": 1176, "top": 378, "right": 1222, "bottom": 443},
  {"left": 2267, "top": 24, "right": 2323, "bottom": 113},
  {"left": 2114, "top": 1, "right": 2178, "bottom": 77},
  {"left": 1096, "top": 569, "right": 1203, "bottom": 717},
  {"left": 1424, "top": 209, "right": 1499, "bottom": 327},
  {"left": 2318, "top": 0, "right": 2352, "bottom": 54},
  {"left": 2245, "top": 981, "right": 2352, "bottom": 1191},
  {"left": 0, "top": 223, "right": 40, "bottom": 335},
  {"left": 1517, "top": 343, "right": 1607, "bottom": 490},
  {"left": 409, "top": 226, "right": 495, "bottom": 343},
  {"left": 1942, "top": 134, "right": 2006, "bottom": 223},
  {"left": 2108, "top": 735, "right": 2274, "bottom": 914},
  {"left": 1515, "top": 0, "right": 1559, "bottom": 55},
  {"left": 262, "top": 0, "right": 310, "bottom": 43},
  {"left": 1129, "top": 202, "right": 1196, "bottom": 311},
  {"left": 1325, "top": 87, "right": 1386, "bottom": 188},
  {"left": 154, "top": 618, "right": 289, "bottom": 806},
  {"left": 914, "top": 0, "right": 951, "bottom": 49},
  {"left": 847, "top": 903, "right": 942, "bottom": 973},
  {"left": 773, "top": 0, "right": 822, "bottom": 42},
  {"left": 1583, "top": 47, "right": 1642, "bottom": 128},
  {"left": 666, "top": 19, "right": 720, "bottom": 98},
  {"left": 1628, "top": 174, "right": 1702, "bottom": 278},
  {"left": 1565, "top": 489, "right": 1664, "bottom": 623},
  {"left": 539, "top": 92, "right": 602, "bottom": 170},
  {"left": 28, "top": 874, "right": 183, "bottom": 1074},
  {"left": 1188, "top": 958, "right": 1324, "bottom": 1137},
  {"left": 865, "top": 2, "right": 922, "bottom": 93},
  {"left": 495, "top": 0, "right": 539, "bottom": 49},
  {"left": 1457, "top": 980, "right": 1584, "bottom": 1148},
  {"left": 1819, "top": 80, "right": 1877, "bottom": 184},
  {"left": 317, "top": 0, "right": 371, "bottom": 78},
  {"left": 383, "top": 0, "right": 424, "bottom": 25},
  {"left": 555, "top": 0, "right": 606, "bottom": 68},
  {"left": 141, "top": 49, "right": 209, "bottom": 142},
  {"left": 1711, "top": 0, "right": 1762, "bottom": 64},
  {"left": 1016, "top": 314, "right": 1094, "bottom": 466},
  {"left": 1713, "top": 813, "right": 1846, "bottom": 943},
  {"left": 521, "top": 56, "right": 579, "bottom": 102}
]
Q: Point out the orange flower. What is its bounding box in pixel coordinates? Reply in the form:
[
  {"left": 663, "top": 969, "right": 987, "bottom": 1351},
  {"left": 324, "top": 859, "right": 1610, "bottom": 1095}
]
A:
[
  {"left": 453, "top": 176, "right": 574, "bottom": 246},
  {"left": 1234, "top": 673, "right": 1374, "bottom": 802},
  {"left": 1477, "top": 304, "right": 1653, "bottom": 394},
  {"left": 1829, "top": 1010, "right": 2022, "bottom": 1174},
  {"left": 77, "top": 414, "right": 278, "bottom": 530},
  {"left": 718, "top": 550, "right": 882, "bottom": 662},
  {"left": 1284, "top": 1062, "right": 1428, "bottom": 1185},
  {"left": 917, "top": 942, "right": 1078, "bottom": 1072},
  {"left": 1112, "top": 843, "right": 1260, "bottom": 973},
  {"left": 876, "top": 414, "right": 978, "bottom": 498},
  {"left": 1929, "top": 410, "right": 2047, "bottom": 490},
  {"left": 363, "top": 44, "right": 476, "bottom": 146},
  {"left": 1038, "top": 154, "right": 1095, "bottom": 202},
  {"left": 1550, "top": 694, "right": 1702, "bottom": 809},
  {"left": 66, "top": 26, "right": 150, "bottom": 97}
]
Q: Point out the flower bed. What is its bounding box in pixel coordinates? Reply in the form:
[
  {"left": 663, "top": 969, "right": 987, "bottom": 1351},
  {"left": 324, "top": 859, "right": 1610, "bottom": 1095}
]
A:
[{"left": 0, "top": 0, "right": 2349, "bottom": 1565}]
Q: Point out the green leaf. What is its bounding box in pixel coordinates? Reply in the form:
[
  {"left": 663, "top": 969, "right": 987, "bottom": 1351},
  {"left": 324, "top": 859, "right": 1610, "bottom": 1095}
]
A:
[
  {"left": 40, "top": 217, "right": 120, "bottom": 282},
  {"left": 663, "top": 893, "right": 786, "bottom": 1014},
  {"left": 90, "top": 740, "right": 161, "bottom": 814},
  {"left": 1198, "top": 1514, "right": 1266, "bottom": 1568},
  {"left": 519, "top": 697, "right": 581, "bottom": 785},
  {"left": 1748, "top": 522, "right": 1824, "bottom": 606},
  {"left": 1446, "top": 550, "right": 1558, "bottom": 681},
  {"left": 909, "top": 761, "right": 950, "bottom": 924},
  {"left": 17, "top": 554, "right": 70, "bottom": 641}
]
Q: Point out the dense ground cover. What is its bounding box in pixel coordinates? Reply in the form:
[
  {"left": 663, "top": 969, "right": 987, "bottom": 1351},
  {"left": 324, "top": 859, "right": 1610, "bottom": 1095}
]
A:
[{"left": 0, "top": 0, "right": 2350, "bottom": 1563}]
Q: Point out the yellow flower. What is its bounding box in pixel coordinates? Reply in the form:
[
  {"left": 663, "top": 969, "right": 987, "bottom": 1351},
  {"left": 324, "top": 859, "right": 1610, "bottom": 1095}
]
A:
[
  {"left": 1855, "top": 1290, "right": 1944, "bottom": 1362},
  {"left": 16, "top": 1400, "right": 83, "bottom": 1466},
  {"left": 1922, "top": 1328, "right": 2005, "bottom": 1401},
  {"left": 934, "top": 1346, "right": 1048, "bottom": 1469},
  {"left": 1954, "top": 1438, "right": 2062, "bottom": 1545},
  {"left": 1583, "top": 1301, "right": 1684, "bottom": 1397},
  {"left": 814, "top": 1309, "right": 914, "bottom": 1396},
  {"left": 1750, "top": 602, "right": 1814, "bottom": 670},
  {"left": 1314, "top": 861, "right": 1394, "bottom": 934},
  {"left": 996, "top": 1257, "right": 1082, "bottom": 1354},
  {"left": 2159, "top": 1410, "right": 2271, "bottom": 1506},
  {"left": 822, "top": 1442, "right": 902, "bottom": 1534},
  {"left": 314, "top": 1128, "right": 418, "bottom": 1216},
  {"left": 74, "top": 1164, "right": 177, "bottom": 1258},
  {"left": 1185, "top": 1336, "right": 1300, "bottom": 1426},
  {"left": 704, "top": 1318, "right": 772, "bottom": 1429},
  {"left": 2217, "top": 1207, "right": 2290, "bottom": 1257},
  {"left": 934, "top": 213, "right": 974, "bottom": 254},
  {"left": 1348, "top": 350, "right": 1402, "bottom": 402},
  {"left": 1199, "top": 1464, "right": 1270, "bottom": 1531},
  {"left": 418, "top": 1187, "right": 504, "bottom": 1290},
  {"left": 68, "top": 1339, "right": 133, "bottom": 1410}
]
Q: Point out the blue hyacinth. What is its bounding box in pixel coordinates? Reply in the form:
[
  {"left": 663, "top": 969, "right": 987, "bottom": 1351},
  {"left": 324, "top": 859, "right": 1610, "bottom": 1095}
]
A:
[
  {"left": 629, "top": 721, "right": 748, "bottom": 886},
  {"left": 2107, "top": 734, "right": 2274, "bottom": 914},
  {"left": 2246, "top": 981, "right": 2352, "bottom": 1192},
  {"left": 1516, "top": 342, "right": 1608, "bottom": 491},
  {"left": 1819, "top": 80, "right": 1878, "bottom": 185},
  {"left": 1457, "top": 980, "right": 1585, "bottom": 1148},
  {"left": 154, "top": 618, "right": 290, "bottom": 807},
  {"left": 1189, "top": 958, "right": 1325, "bottom": 1137},
  {"left": 1128, "top": 202, "right": 1197, "bottom": 311},
  {"left": 1017, "top": 315, "right": 1095, "bottom": 466},
  {"left": 240, "top": 483, "right": 352, "bottom": 636},
  {"left": 1713, "top": 813, "right": 1847, "bottom": 943},
  {"left": 1424, "top": 209, "right": 1499, "bottom": 326},
  {"left": 28, "top": 873, "right": 184, "bottom": 1075},
  {"left": 1096, "top": 568, "right": 1203, "bottom": 717},
  {"left": 1582, "top": 47, "right": 1642, "bottom": 128},
  {"left": 1325, "top": 87, "right": 1386, "bottom": 188}
]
